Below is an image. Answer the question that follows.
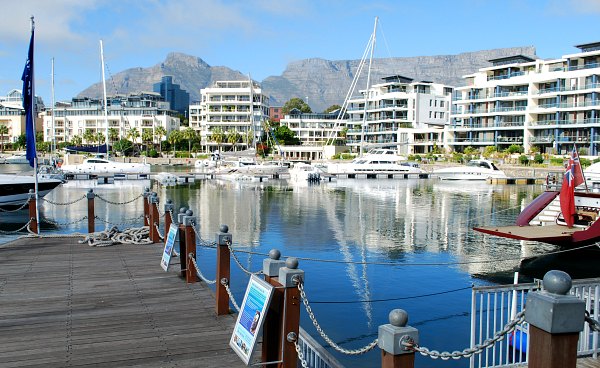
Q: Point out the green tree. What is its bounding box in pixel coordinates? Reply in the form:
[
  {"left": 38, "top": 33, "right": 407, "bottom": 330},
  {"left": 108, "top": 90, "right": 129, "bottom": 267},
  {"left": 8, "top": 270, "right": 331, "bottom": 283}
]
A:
[
  {"left": 95, "top": 132, "right": 105, "bottom": 146},
  {"left": 505, "top": 144, "right": 524, "bottom": 154},
  {"left": 142, "top": 129, "right": 154, "bottom": 152},
  {"left": 83, "top": 129, "right": 96, "bottom": 145},
  {"left": 70, "top": 135, "right": 82, "bottom": 146},
  {"left": 167, "top": 130, "right": 182, "bottom": 157},
  {"left": 482, "top": 146, "right": 497, "bottom": 158},
  {"left": 242, "top": 130, "right": 254, "bottom": 149},
  {"left": 0, "top": 124, "right": 8, "bottom": 152},
  {"left": 210, "top": 127, "right": 226, "bottom": 153},
  {"left": 274, "top": 125, "right": 300, "bottom": 145},
  {"left": 113, "top": 138, "right": 133, "bottom": 156},
  {"left": 226, "top": 130, "right": 241, "bottom": 151},
  {"left": 323, "top": 104, "right": 342, "bottom": 114},
  {"left": 182, "top": 127, "right": 196, "bottom": 156},
  {"left": 281, "top": 98, "right": 312, "bottom": 115},
  {"left": 127, "top": 127, "right": 140, "bottom": 152},
  {"left": 14, "top": 134, "right": 26, "bottom": 150},
  {"left": 108, "top": 128, "right": 119, "bottom": 143},
  {"left": 155, "top": 126, "right": 167, "bottom": 153}
]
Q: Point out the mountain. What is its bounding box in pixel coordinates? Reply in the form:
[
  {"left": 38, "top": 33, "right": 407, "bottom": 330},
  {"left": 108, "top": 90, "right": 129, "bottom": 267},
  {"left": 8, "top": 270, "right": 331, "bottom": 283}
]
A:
[{"left": 78, "top": 47, "right": 537, "bottom": 113}]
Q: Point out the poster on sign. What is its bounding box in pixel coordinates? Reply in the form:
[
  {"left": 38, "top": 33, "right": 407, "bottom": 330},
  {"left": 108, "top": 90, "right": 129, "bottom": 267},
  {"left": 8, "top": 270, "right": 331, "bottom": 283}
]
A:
[
  {"left": 160, "top": 225, "right": 178, "bottom": 271},
  {"left": 229, "top": 274, "right": 274, "bottom": 365}
]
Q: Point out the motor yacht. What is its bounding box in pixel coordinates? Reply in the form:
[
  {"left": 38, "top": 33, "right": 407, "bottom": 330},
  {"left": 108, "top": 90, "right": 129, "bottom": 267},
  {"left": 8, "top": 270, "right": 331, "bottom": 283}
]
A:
[
  {"left": 326, "top": 149, "right": 423, "bottom": 175},
  {"left": 432, "top": 159, "right": 507, "bottom": 180},
  {"left": 0, "top": 174, "right": 62, "bottom": 209}
]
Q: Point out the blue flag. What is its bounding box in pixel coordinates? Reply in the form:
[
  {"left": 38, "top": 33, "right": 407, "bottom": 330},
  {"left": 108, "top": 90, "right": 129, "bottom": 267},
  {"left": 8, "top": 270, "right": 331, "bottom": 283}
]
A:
[{"left": 22, "top": 26, "right": 36, "bottom": 168}]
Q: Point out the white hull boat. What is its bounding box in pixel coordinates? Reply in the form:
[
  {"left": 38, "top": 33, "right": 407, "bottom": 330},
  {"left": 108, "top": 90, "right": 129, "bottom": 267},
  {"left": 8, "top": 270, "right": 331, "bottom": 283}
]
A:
[
  {"left": 61, "top": 157, "right": 150, "bottom": 175},
  {"left": 326, "top": 149, "right": 423, "bottom": 175},
  {"left": 289, "top": 163, "right": 321, "bottom": 183},
  {"left": 432, "top": 159, "right": 507, "bottom": 181},
  {"left": 0, "top": 174, "right": 62, "bottom": 208}
]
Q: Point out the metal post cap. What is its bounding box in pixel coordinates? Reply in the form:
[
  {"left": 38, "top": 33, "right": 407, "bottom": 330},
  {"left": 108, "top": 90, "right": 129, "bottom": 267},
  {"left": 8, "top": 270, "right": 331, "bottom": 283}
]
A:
[
  {"left": 285, "top": 257, "right": 298, "bottom": 269},
  {"left": 269, "top": 249, "right": 281, "bottom": 260},
  {"left": 151, "top": 192, "right": 158, "bottom": 197},
  {"left": 179, "top": 207, "right": 187, "bottom": 214},
  {"left": 185, "top": 209, "right": 193, "bottom": 216},
  {"left": 144, "top": 187, "right": 150, "bottom": 193},
  {"left": 389, "top": 309, "right": 408, "bottom": 327},
  {"left": 219, "top": 224, "right": 229, "bottom": 233},
  {"left": 166, "top": 199, "right": 172, "bottom": 204},
  {"left": 543, "top": 270, "right": 572, "bottom": 295}
]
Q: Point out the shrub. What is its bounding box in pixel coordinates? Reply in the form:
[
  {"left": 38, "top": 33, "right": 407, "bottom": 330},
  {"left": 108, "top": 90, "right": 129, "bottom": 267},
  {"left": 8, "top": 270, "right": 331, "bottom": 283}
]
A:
[
  {"left": 147, "top": 149, "right": 159, "bottom": 158},
  {"left": 519, "top": 155, "right": 529, "bottom": 165},
  {"left": 533, "top": 154, "right": 544, "bottom": 164}
]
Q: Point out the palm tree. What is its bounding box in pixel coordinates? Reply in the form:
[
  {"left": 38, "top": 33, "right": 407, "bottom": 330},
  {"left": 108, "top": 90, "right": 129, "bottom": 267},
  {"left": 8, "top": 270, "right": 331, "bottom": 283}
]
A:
[
  {"left": 108, "top": 128, "right": 119, "bottom": 144},
  {"left": 167, "top": 130, "right": 182, "bottom": 158},
  {"left": 182, "top": 127, "right": 196, "bottom": 157},
  {"left": 0, "top": 124, "right": 8, "bottom": 152},
  {"left": 142, "top": 129, "right": 153, "bottom": 152},
  {"left": 127, "top": 127, "right": 140, "bottom": 152},
  {"left": 210, "top": 127, "right": 225, "bottom": 154},
  {"left": 155, "top": 126, "right": 167, "bottom": 153},
  {"left": 242, "top": 130, "right": 254, "bottom": 150},
  {"left": 71, "top": 135, "right": 83, "bottom": 146},
  {"left": 83, "top": 129, "right": 96, "bottom": 145},
  {"left": 226, "top": 130, "right": 241, "bottom": 151}
]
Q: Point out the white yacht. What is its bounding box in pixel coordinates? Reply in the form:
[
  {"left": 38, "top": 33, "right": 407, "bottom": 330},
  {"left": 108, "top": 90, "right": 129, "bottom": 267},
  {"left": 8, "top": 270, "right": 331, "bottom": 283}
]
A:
[
  {"left": 4, "top": 152, "right": 29, "bottom": 164},
  {"left": 60, "top": 156, "right": 150, "bottom": 175},
  {"left": 432, "top": 159, "right": 507, "bottom": 181},
  {"left": 289, "top": 162, "right": 321, "bottom": 183},
  {"left": 326, "top": 149, "right": 423, "bottom": 175},
  {"left": 0, "top": 174, "right": 62, "bottom": 208}
]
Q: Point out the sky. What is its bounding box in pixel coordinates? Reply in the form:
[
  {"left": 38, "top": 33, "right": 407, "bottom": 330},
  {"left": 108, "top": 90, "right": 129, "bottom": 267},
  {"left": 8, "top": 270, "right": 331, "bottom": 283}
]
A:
[{"left": 1, "top": 0, "right": 600, "bottom": 105}]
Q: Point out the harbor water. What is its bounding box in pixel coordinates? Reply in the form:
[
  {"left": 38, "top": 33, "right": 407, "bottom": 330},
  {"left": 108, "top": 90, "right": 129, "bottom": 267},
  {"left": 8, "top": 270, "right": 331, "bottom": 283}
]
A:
[{"left": 2, "top": 164, "right": 599, "bottom": 367}]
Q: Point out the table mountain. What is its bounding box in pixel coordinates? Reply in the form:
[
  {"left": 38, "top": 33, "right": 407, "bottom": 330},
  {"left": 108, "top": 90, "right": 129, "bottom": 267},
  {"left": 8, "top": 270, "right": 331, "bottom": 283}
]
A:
[{"left": 78, "top": 47, "right": 536, "bottom": 113}]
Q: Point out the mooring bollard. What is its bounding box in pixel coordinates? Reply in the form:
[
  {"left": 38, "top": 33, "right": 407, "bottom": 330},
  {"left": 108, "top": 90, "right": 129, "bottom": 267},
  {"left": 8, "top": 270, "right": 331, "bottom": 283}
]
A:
[
  {"left": 177, "top": 207, "right": 188, "bottom": 278},
  {"left": 378, "top": 309, "right": 418, "bottom": 368},
  {"left": 27, "top": 189, "right": 38, "bottom": 234},
  {"left": 164, "top": 199, "right": 174, "bottom": 234},
  {"left": 215, "top": 224, "right": 232, "bottom": 315},
  {"left": 86, "top": 189, "right": 95, "bottom": 233},
  {"left": 261, "top": 249, "right": 286, "bottom": 366},
  {"left": 525, "top": 270, "right": 585, "bottom": 368},
  {"left": 149, "top": 192, "right": 159, "bottom": 243},
  {"left": 263, "top": 256, "right": 304, "bottom": 368},
  {"left": 142, "top": 187, "right": 150, "bottom": 226},
  {"left": 183, "top": 210, "right": 197, "bottom": 283}
]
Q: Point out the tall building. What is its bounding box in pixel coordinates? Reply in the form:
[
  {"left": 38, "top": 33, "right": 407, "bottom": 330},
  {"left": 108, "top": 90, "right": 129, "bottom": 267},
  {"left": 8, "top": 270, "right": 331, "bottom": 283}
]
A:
[
  {"left": 449, "top": 42, "right": 600, "bottom": 155},
  {"left": 188, "top": 80, "right": 269, "bottom": 152},
  {"left": 346, "top": 76, "right": 453, "bottom": 155},
  {"left": 153, "top": 76, "right": 190, "bottom": 115},
  {"left": 0, "top": 89, "right": 44, "bottom": 147},
  {"left": 42, "top": 92, "right": 180, "bottom": 145}
]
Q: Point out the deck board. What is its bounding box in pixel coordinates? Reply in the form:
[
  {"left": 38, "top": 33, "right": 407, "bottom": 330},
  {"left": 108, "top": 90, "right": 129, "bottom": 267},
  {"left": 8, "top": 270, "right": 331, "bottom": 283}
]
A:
[{"left": 0, "top": 237, "right": 246, "bottom": 368}]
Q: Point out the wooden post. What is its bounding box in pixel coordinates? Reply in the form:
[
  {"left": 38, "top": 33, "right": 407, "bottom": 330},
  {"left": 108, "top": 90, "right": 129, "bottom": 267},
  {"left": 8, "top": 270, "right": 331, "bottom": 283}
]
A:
[
  {"left": 86, "top": 189, "right": 95, "bottom": 233},
  {"left": 261, "top": 250, "right": 286, "bottom": 367},
  {"left": 164, "top": 199, "right": 174, "bottom": 235},
  {"left": 142, "top": 187, "right": 150, "bottom": 226},
  {"left": 27, "top": 190, "right": 37, "bottom": 234},
  {"left": 183, "top": 211, "right": 197, "bottom": 284},
  {"left": 379, "top": 309, "right": 418, "bottom": 368},
  {"left": 178, "top": 207, "right": 188, "bottom": 278},
  {"left": 524, "top": 270, "right": 585, "bottom": 368},
  {"left": 215, "top": 225, "right": 232, "bottom": 315},
  {"left": 263, "top": 256, "right": 303, "bottom": 368},
  {"left": 149, "top": 193, "right": 159, "bottom": 243}
]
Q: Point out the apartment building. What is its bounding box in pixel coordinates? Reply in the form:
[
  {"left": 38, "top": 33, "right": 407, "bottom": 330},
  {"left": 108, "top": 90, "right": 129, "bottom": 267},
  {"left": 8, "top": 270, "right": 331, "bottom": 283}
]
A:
[
  {"left": 188, "top": 80, "right": 269, "bottom": 152},
  {"left": 449, "top": 42, "right": 600, "bottom": 155},
  {"left": 42, "top": 92, "right": 180, "bottom": 145},
  {"left": 153, "top": 76, "right": 190, "bottom": 115},
  {"left": 346, "top": 76, "right": 453, "bottom": 156},
  {"left": 0, "top": 89, "right": 44, "bottom": 147}
]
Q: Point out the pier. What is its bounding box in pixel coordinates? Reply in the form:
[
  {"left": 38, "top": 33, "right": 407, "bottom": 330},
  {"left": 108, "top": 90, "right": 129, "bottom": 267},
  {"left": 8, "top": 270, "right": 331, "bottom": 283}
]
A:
[{"left": 0, "top": 237, "right": 245, "bottom": 367}]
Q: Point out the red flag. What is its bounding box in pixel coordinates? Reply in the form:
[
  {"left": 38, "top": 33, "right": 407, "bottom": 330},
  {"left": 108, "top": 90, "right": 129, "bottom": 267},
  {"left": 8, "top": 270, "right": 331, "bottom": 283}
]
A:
[{"left": 560, "top": 146, "right": 584, "bottom": 227}]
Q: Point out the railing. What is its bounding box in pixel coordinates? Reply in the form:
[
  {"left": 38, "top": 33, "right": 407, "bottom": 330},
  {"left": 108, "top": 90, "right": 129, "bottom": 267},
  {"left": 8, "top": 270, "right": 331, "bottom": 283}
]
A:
[{"left": 470, "top": 277, "right": 600, "bottom": 368}]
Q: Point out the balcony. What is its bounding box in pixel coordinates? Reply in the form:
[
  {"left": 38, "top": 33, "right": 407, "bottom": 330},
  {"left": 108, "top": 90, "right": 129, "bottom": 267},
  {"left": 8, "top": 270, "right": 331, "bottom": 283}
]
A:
[
  {"left": 487, "top": 71, "right": 525, "bottom": 81},
  {"left": 497, "top": 136, "right": 524, "bottom": 143},
  {"left": 568, "top": 62, "right": 600, "bottom": 71},
  {"left": 491, "top": 106, "right": 527, "bottom": 113}
]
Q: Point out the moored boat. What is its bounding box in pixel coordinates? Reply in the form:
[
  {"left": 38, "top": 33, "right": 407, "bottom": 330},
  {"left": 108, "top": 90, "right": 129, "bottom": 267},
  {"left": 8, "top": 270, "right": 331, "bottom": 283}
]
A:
[
  {"left": 0, "top": 173, "right": 62, "bottom": 209},
  {"left": 432, "top": 159, "right": 507, "bottom": 180},
  {"left": 61, "top": 156, "right": 150, "bottom": 175},
  {"left": 325, "top": 149, "right": 423, "bottom": 175},
  {"left": 289, "top": 162, "right": 321, "bottom": 183}
]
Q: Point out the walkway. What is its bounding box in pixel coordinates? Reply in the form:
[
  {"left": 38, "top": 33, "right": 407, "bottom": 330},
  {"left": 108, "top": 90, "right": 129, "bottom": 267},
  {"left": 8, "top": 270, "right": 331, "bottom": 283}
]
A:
[{"left": 0, "top": 237, "right": 245, "bottom": 367}]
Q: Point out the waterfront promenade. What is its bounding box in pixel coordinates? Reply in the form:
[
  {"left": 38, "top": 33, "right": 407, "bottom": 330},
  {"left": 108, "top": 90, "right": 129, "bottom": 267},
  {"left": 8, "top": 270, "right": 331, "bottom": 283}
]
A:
[{"left": 0, "top": 236, "right": 245, "bottom": 367}]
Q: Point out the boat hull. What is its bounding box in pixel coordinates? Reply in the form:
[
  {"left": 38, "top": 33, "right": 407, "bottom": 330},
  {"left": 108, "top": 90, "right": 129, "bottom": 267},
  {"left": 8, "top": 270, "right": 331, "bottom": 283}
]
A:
[{"left": 0, "top": 175, "right": 62, "bottom": 207}]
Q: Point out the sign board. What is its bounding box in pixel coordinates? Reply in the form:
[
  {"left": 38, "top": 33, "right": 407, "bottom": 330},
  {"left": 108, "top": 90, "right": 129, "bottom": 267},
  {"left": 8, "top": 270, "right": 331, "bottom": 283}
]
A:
[
  {"left": 160, "top": 225, "right": 178, "bottom": 271},
  {"left": 230, "top": 274, "right": 274, "bottom": 365}
]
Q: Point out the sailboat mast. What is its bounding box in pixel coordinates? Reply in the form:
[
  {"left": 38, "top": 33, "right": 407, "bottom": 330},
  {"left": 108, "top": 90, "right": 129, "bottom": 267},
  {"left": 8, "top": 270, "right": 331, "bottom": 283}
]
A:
[
  {"left": 360, "top": 17, "right": 377, "bottom": 157},
  {"left": 248, "top": 74, "right": 256, "bottom": 151},
  {"left": 51, "top": 57, "right": 56, "bottom": 153},
  {"left": 100, "top": 40, "right": 109, "bottom": 159}
]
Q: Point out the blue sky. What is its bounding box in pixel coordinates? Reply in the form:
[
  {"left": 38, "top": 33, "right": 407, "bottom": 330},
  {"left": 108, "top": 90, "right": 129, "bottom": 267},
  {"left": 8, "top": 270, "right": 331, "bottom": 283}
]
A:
[{"left": 1, "top": 0, "right": 599, "bottom": 104}]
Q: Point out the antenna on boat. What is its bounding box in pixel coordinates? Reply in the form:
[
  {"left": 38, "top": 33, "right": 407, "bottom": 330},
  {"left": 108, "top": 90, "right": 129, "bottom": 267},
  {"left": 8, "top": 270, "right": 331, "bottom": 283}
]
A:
[{"left": 100, "top": 40, "right": 109, "bottom": 159}]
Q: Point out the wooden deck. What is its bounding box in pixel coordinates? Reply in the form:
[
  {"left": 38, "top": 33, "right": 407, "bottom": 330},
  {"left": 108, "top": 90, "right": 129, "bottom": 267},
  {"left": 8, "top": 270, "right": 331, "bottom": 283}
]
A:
[{"left": 0, "top": 237, "right": 246, "bottom": 367}]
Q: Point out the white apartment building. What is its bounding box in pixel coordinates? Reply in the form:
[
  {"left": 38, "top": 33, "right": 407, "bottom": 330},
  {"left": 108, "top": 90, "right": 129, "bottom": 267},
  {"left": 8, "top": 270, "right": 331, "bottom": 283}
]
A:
[
  {"left": 189, "top": 80, "right": 269, "bottom": 152},
  {"left": 0, "top": 89, "right": 44, "bottom": 147},
  {"left": 279, "top": 109, "right": 345, "bottom": 146},
  {"left": 42, "top": 93, "right": 180, "bottom": 145},
  {"left": 449, "top": 41, "right": 600, "bottom": 155},
  {"left": 346, "top": 76, "right": 453, "bottom": 156}
]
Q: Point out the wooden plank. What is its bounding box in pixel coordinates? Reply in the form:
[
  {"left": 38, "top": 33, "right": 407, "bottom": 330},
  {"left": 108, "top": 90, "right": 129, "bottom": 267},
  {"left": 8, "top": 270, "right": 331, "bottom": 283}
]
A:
[{"left": 0, "top": 237, "right": 246, "bottom": 368}]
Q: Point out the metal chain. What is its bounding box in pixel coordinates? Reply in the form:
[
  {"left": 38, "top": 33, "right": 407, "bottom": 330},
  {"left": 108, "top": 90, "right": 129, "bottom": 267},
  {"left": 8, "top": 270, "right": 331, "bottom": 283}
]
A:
[
  {"left": 0, "top": 199, "right": 31, "bottom": 212},
  {"left": 190, "top": 222, "right": 218, "bottom": 248},
  {"left": 0, "top": 218, "right": 33, "bottom": 234},
  {"left": 293, "top": 340, "right": 309, "bottom": 368},
  {"left": 221, "top": 278, "right": 241, "bottom": 312},
  {"left": 585, "top": 311, "right": 600, "bottom": 332},
  {"left": 189, "top": 254, "right": 217, "bottom": 284},
  {"left": 94, "top": 214, "right": 145, "bottom": 227},
  {"left": 403, "top": 310, "right": 526, "bottom": 360},
  {"left": 41, "top": 216, "right": 88, "bottom": 227},
  {"left": 298, "top": 282, "right": 379, "bottom": 355},
  {"left": 95, "top": 192, "right": 143, "bottom": 205},
  {"left": 153, "top": 222, "right": 164, "bottom": 240},
  {"left": 168, "top": 209, "right": 174, "bottom": 224},
  {"left": 226, "top": 240, "right": 263, "bottom": 276},
  {"left": 42, "top": 194, "right": 87, "bottom": 206}
]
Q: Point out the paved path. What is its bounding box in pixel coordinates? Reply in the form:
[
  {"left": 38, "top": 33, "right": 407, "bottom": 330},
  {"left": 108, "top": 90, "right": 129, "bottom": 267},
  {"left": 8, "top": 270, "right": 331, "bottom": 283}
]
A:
[{"left": 0, "top": 237, "right": 245, "bottom": 368}]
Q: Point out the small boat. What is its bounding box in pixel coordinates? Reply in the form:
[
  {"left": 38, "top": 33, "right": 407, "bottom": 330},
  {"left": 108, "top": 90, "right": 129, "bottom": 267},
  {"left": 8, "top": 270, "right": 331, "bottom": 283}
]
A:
[
  {"left": 155, "top": 172, "right": 178, "bottom": 185},
  {"left": 4, "top": 152, "right": 29, "bottom": 164},
  {"left": 0, "top": 174, "right": 62, "bottom": 209},
  {"left": 432, "top": 159, "right": 507, "bottom": 180},
  {"left": 289, "top": 163, "right": 321, "bottom": 183},
  {"left": 326, "top": 149, "right": 423, "bottom": 175},
  {"left": 61, "top": 156, "right": 150, "bottom": 175}
]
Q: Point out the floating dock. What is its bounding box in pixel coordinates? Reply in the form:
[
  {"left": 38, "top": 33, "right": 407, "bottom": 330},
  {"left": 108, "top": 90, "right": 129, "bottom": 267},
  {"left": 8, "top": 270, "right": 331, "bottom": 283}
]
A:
[{"left": 487, "top": 177, "right": 547, "bottom": 185}]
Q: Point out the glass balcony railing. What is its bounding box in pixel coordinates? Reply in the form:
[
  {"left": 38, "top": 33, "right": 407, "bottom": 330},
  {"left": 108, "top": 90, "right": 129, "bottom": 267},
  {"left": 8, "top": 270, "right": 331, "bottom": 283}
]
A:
[
  {"left": 568, "top": 62, "right": 600, "bottom": 71},
  {"left": 487, "top": 71, "right": 525, "bottom": 81}
]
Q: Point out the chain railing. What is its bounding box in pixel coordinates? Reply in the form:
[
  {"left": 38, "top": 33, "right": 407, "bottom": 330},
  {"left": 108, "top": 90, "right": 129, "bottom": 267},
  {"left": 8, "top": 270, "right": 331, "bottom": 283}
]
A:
[
  {"left": 190, "top": 221, "right": 217, "bottom": 248},
  {"left": 41, "top": 194, "right": 87, "bottom": 206},
  {"left": 226, "top": 239, "right": 263, "bottom": 276},
  {"left": 0, "top": 219, "right": 33, "bottom": 234},
  {"left": 95, "top": 192, "right": 143, "bottom": 205},
  {"left": 0, "top": 199, "right": 31, "bottom": 212},
  {"left": 41, "top": 216, "right": 88, "bottom": 227},
  {"left": 402, "top": 310, "right": 526, "bottom": 360},
  {"left": 294, "top": 340, "right": 309, "bottom": 368},
  {"left": 153, "top": 222, "right": 164, "bottom": 241},
  {"left": 586, "top": 311, "right": 600, "bottom": 333},
  {"left": 189, "top": 254, "right": 217, "bottom": 284},
  {"left": 298, "top": 281, "right": 379, "bottom": 355},
  {"left": 221, "top": 278, "right": 241, "bottom": 312},
  {"left": 94, "top": 214, "right": 144, "bottom": 228}
]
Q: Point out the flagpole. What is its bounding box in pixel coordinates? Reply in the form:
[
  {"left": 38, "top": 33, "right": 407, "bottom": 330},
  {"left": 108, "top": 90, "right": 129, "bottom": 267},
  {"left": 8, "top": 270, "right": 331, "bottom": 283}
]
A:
[{"left": 29, "top": 16, "right": 40, "bottom": 234}]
